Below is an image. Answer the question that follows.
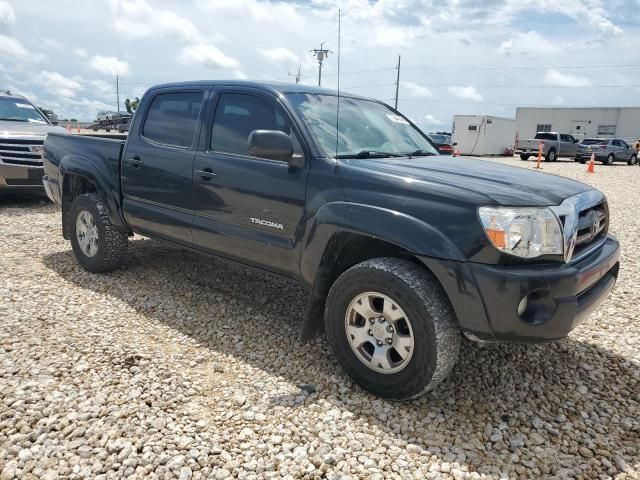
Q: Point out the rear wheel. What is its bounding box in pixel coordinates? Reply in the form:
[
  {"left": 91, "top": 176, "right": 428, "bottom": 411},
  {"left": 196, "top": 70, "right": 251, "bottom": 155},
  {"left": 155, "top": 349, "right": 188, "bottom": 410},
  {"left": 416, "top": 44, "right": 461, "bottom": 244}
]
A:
[
  {"left": 324, "top": 258, "right": 461, "bottom": 400},
  {"left": 545, "top": 149, "right": 556, "bottom": 162},
  {"left": 519, "top": 154, "right": 530, "bottom": 161},
  {"left": 605, "top": 153, "right": 615, "bottom": 165},
  {"left": 69, "top": 193, "right": 128, "bottom": 272},
  {"left": 628, "top": 154, "right": 637, "bottom": 166}
]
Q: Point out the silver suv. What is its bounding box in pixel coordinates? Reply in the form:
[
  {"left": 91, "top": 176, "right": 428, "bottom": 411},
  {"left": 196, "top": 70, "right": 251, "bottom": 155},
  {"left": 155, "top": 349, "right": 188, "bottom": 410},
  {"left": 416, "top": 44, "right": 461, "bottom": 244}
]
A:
[
  {"left": 0, "top": 91, "right": 67, "bottom": 194},
  {"left": 575, "top": 138, "right": 637, "bottom": 166}
]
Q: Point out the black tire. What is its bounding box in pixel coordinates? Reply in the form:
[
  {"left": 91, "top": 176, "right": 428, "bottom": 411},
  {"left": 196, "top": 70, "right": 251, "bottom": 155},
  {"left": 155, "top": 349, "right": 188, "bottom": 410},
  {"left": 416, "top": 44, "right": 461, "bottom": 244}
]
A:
[
  {"left": 69, "top": 193, "right": 128, "bottom": 272},
  {"left": 605, "top": 153, "right": 614, "bottom": 165},
  {"left": 580, "top": 159, "right": 587, "bottom": 164},
  {"left": 324, "top": 258, "right": 460, "bottom": 400},
  {"left": 519, "top": 154, "right": 530, "bottom": 161},
  {"left": 628, "top": 154, "right": 637, "bottom": 166},
  {"left": 545, "top": 149, "right": 556, "bottom": 162}
]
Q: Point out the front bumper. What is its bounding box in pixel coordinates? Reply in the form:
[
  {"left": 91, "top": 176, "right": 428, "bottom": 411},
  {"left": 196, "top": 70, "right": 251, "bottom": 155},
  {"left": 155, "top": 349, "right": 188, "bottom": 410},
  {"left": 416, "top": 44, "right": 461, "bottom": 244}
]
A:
[
  {"left": 0, "top": 164, "right": 45, "bottom": 193},
  {"left": 576, "top": 152, "right": 606, "bottom": 161},
  {"left": 421, "top": 235, "right": 620, "bottom": 343}
]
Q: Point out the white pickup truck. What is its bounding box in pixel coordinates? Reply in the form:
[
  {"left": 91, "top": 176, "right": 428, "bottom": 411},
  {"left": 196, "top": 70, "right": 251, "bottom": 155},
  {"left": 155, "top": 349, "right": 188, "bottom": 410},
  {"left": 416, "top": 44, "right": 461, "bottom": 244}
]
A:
[{"left": 515, "top": 132, "right": 579, "bottom": 162}]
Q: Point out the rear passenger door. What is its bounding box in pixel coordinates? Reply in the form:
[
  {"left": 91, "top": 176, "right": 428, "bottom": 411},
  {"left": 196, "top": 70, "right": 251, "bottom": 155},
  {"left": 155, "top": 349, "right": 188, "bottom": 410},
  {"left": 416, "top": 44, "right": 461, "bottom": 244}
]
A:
[
  {"left": 191, "top": 88, "right": 309, "bottom": 278},
  {"left": 122, "top": 88, "right": 207, "bottom": 246}
]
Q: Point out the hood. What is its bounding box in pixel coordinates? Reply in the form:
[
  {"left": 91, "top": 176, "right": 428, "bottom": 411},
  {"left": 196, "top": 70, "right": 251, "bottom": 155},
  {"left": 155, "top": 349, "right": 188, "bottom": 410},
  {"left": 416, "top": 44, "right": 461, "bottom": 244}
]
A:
[
  {"left": 343, "top": 155, "right": 592, "bottom": 206},
  {"left": 0, "top": 120, "right": 68, "bottom": 138}
]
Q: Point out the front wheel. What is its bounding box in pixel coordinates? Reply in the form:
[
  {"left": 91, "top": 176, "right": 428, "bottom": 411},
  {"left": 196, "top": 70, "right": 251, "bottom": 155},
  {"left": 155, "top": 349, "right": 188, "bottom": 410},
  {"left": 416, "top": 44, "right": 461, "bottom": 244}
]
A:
[
  {"left": 519, "top": 154, "right": 530, "bottom": 161},
  {"left": 69, "top": 193, "right": 128, "bottom": 272},
  {"left": 324, "top": 258, "right": 461, "bottom": 400},
  {"left": 605, "top": 153, "right": 615, "bottom": 165}
]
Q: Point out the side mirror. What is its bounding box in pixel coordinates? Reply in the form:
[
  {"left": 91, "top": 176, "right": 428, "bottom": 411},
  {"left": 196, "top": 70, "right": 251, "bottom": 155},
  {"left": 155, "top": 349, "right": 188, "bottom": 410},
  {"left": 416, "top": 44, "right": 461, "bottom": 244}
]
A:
[
  {"left": 452, "top": 142, "right": 458, "bottom": 146},
  {"left": 574, "top": 138, "right": 579, "bottom": 143},
  {"left": 248, "top": 130, "right": 295, "bottom": 163}
]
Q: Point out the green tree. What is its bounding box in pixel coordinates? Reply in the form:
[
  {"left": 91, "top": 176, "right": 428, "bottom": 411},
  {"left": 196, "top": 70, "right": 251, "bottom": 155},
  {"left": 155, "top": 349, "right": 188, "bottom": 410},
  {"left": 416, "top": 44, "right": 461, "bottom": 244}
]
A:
[{"left": 124, "top": 97, "right": 140, "bottom": 114}]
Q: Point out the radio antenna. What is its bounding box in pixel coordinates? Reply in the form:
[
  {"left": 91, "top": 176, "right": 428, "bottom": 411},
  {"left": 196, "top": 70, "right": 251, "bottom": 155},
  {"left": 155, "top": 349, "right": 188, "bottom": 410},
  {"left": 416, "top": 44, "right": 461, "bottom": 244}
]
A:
[{"left": 334, "top": 8, "right": 341, "bottom": 159}]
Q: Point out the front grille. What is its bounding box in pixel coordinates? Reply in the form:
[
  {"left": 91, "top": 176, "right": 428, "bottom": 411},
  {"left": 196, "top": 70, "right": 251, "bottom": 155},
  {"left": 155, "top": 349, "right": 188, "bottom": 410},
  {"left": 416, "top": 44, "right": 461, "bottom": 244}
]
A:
[
  {"left": 573, "top": 201, "right": 608, "bottom": 259},
  {"left": 0, "top": 138, "right": 45, "bottom": 166}
]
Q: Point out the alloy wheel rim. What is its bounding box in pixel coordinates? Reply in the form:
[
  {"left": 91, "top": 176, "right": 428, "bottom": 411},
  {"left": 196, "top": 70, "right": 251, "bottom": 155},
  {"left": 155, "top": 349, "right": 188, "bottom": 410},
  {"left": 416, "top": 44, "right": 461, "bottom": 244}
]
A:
[
  {"left": 344, "top": 291, "right": 414, "bottom": 374},
  {"left": 75, "top": 210, "right": 99, "bottom": 258}
]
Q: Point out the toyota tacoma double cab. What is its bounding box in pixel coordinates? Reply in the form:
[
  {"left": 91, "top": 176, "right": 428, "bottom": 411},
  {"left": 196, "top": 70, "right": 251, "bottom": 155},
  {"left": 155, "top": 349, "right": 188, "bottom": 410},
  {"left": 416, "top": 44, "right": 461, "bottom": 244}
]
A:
[
  {"left": 515, "top": 132, "right": 579, "bottom": 162},
  {"left": 42, "top": 81, "right": 620, "bottom": 399}
]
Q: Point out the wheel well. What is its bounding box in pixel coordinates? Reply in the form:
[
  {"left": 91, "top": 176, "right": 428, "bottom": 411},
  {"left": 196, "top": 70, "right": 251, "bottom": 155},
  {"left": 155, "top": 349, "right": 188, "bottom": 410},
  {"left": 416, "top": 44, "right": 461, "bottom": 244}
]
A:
[
  {"left": 301, "top": 233, "right": 424, "bottom": 341},
  {"left": 61, "top": 174, "right": 96, "bottom": 239}
]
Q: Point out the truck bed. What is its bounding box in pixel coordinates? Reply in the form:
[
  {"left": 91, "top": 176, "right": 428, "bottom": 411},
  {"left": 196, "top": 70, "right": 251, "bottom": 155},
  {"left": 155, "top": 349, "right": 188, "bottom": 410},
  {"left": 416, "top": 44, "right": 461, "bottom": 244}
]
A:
[{"left": 43, "top": 133, "right": 126, "bottom": 204}]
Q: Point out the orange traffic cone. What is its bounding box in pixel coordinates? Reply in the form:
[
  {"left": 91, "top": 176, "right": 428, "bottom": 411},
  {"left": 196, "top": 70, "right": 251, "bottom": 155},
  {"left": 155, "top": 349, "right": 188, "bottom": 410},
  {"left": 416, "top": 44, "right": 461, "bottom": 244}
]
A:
[
  {"left": 534, "top": 141, "right": 543, "bottom": 169},
  {"left": 77, "top": 124, "right": 80, "bottom": 133},
  {"left": 587, "top": 153, "right": 595, "bottom": 173},
  {"left": 66, "top": 122, "right": 71, "bottom": 132}
]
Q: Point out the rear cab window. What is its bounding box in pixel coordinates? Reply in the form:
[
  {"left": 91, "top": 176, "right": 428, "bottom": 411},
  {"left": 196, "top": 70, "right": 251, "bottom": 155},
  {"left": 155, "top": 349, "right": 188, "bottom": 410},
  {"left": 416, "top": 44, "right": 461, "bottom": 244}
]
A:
[
  {"left": 142, "top": 91, "right": 204, "bottom": 147},
  {"left": 534, "top": 133, "right": 557, "bottom": 141}
]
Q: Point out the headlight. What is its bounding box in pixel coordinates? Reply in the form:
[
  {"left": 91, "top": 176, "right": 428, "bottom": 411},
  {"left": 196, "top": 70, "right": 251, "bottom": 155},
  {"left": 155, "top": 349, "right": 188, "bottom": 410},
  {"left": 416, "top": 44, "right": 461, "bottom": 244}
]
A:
[{"left": 478, "top": 206, "right": 563, "bottom": 259}]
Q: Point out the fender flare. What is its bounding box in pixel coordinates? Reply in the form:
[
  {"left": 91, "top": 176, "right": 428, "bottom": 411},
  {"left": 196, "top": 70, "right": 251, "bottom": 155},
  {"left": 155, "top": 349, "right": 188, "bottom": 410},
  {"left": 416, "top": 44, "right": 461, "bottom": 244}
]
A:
[
  {"left": 60, "top": 154, "right": 128, "bottom": 231},
  {"left": 299, "top": 202, "right": 465, "bottom": 340}
]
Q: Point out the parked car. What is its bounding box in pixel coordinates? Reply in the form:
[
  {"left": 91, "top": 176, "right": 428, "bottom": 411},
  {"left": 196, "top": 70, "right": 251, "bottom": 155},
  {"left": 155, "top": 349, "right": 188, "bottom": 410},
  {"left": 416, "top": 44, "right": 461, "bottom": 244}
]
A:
[
  {"left": 515, "top": 132, "right": 579, "bottom": 162},
  {"left": 43, "top": 81, "right": 619, "bottom": 399},
  {"left": 96, "top": 111, "right": 120, "bottom": 122},
  {"left": 0, "top": 90, "right": 67, "bottom": 195},
  {"left": 575, "top": 138, "right": 638, "bottom": 166},
  {"left": 427, "top": 133, "right": 454, "bottom": 155}
]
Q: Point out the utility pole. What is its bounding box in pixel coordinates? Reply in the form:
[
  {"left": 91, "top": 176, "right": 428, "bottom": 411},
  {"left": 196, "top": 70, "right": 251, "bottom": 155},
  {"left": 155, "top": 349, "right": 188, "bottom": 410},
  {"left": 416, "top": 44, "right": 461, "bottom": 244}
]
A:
[
  {"left": 394, "top": 55, "right": 401, "bottom": 110},
  {"left": 310, "top": 42, "right": 331, "bottom": 87},
  {"left": 115, "top": 75, "right": 120, "bottom": 112},
  {"left": 288, "top": 65, "right": 302, "bottom": 84}
]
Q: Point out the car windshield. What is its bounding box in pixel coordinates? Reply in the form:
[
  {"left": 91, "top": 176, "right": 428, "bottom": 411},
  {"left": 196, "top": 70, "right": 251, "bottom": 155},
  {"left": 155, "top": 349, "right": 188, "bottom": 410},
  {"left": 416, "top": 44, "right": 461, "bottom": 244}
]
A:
[
  {"left": 286, "top": 93, "right": 439, "bottom": 158},
  {"left": 0, "top": 97, "right": 48, "bottom": 123},
  {"left": 581, "top": 138, "right": 607, "bottom": 145},
  {"left": 429, "top": 134, "right": 450, "bottom": 144}
]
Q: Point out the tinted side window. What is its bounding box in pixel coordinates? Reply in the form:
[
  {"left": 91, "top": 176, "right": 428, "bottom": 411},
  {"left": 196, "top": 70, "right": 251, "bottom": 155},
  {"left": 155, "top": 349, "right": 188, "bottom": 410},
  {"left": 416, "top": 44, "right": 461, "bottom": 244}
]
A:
[
  {"left": 211, "top": 93, "right": 300, "bottom": 157},
  {"left": 143, "top": 91, "right": 204, "bottom": 147}
]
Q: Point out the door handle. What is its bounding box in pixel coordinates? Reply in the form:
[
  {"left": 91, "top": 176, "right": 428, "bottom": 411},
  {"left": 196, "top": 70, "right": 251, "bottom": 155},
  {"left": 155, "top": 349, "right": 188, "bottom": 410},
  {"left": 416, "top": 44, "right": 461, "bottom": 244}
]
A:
[
  {"left": 196, "top": 168, "right": 217, "bottom": 181},
  {"left": 126, "top": 157, "right": 144, "bottom": 168}
]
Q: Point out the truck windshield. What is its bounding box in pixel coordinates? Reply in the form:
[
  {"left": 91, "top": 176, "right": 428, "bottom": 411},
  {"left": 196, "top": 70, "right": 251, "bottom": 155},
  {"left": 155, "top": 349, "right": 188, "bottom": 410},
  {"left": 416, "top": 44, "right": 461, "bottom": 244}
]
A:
[
  {"left": 0, "top": 97, "right": 48, "bottom": 123},
  {"left": 286, "top": 93, "right": 438, "bottom": 158}
]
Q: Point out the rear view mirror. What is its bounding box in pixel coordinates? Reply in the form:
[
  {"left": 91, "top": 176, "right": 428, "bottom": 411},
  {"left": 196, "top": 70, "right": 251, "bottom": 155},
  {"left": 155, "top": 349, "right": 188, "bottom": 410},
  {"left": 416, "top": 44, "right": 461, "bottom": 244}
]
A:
[{"left": 248, "top": 130, "right": 294, "bottom": 162}]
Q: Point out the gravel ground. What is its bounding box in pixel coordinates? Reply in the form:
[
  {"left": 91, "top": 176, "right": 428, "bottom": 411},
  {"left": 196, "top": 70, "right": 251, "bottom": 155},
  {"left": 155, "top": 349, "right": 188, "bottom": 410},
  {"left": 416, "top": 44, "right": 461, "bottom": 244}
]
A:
[{"left": 1, "top": 157, "right": 638, "bottom": 480}]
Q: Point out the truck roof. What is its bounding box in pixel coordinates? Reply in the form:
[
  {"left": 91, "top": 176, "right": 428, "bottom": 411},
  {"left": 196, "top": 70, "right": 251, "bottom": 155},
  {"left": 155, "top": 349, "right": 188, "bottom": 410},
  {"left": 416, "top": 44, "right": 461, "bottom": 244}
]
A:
[{"left": 147, "top": 80, "right": 370, "bottom": 100}]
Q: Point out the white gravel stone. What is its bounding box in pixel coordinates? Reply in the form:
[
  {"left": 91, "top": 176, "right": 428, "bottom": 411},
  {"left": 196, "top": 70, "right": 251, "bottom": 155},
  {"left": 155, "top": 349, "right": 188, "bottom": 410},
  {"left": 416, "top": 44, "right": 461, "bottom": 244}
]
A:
[{"left": 1, "top": 159, "right": 639, "bottom": 479}]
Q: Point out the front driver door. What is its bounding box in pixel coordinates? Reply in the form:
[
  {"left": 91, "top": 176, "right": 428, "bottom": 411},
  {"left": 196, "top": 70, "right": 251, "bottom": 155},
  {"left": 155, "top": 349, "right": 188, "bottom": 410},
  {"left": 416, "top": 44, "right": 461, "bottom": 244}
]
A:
[{"left": 191, "top": 89, "right": 309, "bottom": 278}]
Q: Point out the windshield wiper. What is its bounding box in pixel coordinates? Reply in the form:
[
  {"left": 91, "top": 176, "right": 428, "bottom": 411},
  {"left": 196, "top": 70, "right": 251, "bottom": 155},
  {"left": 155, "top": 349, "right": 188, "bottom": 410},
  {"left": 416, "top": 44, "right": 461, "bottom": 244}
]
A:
[
  {"left": 335, "top": 150, "right": 404, "bottom": 159},
  {"left": 406, "top": 149, "right": 437, "bottom": 157},
  {"left": 0, "top": 117, "right": 29, "bottom": 122}
]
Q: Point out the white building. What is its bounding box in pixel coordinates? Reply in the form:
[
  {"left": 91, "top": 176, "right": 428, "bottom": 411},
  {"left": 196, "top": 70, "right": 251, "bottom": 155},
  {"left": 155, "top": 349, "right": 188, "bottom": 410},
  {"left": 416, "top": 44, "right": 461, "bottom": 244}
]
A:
[
  {"left": 452, "top": 115, "right": 516, "bottom": 156},
  {"left": 516, "top": 107, "right": 640, "bottom": 142}
]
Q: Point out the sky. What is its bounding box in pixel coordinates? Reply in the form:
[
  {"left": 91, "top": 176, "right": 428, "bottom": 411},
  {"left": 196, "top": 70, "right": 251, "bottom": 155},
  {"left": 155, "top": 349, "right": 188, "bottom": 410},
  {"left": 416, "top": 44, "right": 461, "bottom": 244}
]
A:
[{"left": 1, "top": 0, "right": 639, "bottom": 130}]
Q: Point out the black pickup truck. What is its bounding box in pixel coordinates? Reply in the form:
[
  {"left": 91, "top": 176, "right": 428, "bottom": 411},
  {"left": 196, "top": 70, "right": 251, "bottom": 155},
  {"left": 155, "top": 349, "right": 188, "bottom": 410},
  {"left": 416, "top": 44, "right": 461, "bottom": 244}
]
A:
[{"left": 43, "top": 81, "right": 620, "bottom": 399}]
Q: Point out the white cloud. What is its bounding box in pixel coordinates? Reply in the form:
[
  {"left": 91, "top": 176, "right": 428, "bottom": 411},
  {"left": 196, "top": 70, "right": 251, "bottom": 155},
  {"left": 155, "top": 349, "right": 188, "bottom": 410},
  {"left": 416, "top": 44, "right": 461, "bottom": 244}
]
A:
[
  {"left": 424, "top": 114, "right": 443, "bottom": 126},
  {"left": 498, "top": 31, "right": 559, "bottom": 56},
  {"left": 73, "top": 47, "right": 88, "bottom": 58},
  {"left": 178, "top": 43, "right": 239, "bottom": 70},
  {"left": 89, "top": 55, "right": 130, "bottom": 76},
  {"left": 402, "top": 81, "right": 432, "bottom": 98},
  {"left": 0, "top": 35, "right": 29, "bottom": 59},
  {"left": 43, "top": 38, "right": 64, "bottom": 50},
  {"left": 543, "top": 69, "right": 591, "bottom": 87},
  {"left": 197, "top": 0, "right": 305, "bottom": 32},
  {"left": 552, "top": 95, "right": 565, "bottom": 105},
  {"left": 257, "top": 47, "right": 299, "bottom": 65},
  {"left": 0, "top": 1, "right": 15, "bottom": 29},
  {"left": 233, "top": 70, "right": 248, "bottom": 80},
  {"left": 108, "top": 0, "right": 201, "bottom": 43},
  {"left": 36, "top": 71, "right": 82, "bottom": 98},
  {"left": 373, "top": 24, "right": 426, "bottom": 47},
  {"left": 91, "top": 79, "right": 115, "bottom": 98},
  {"left": 448, "top": 85, "right": 483, "bottom": 102}
]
